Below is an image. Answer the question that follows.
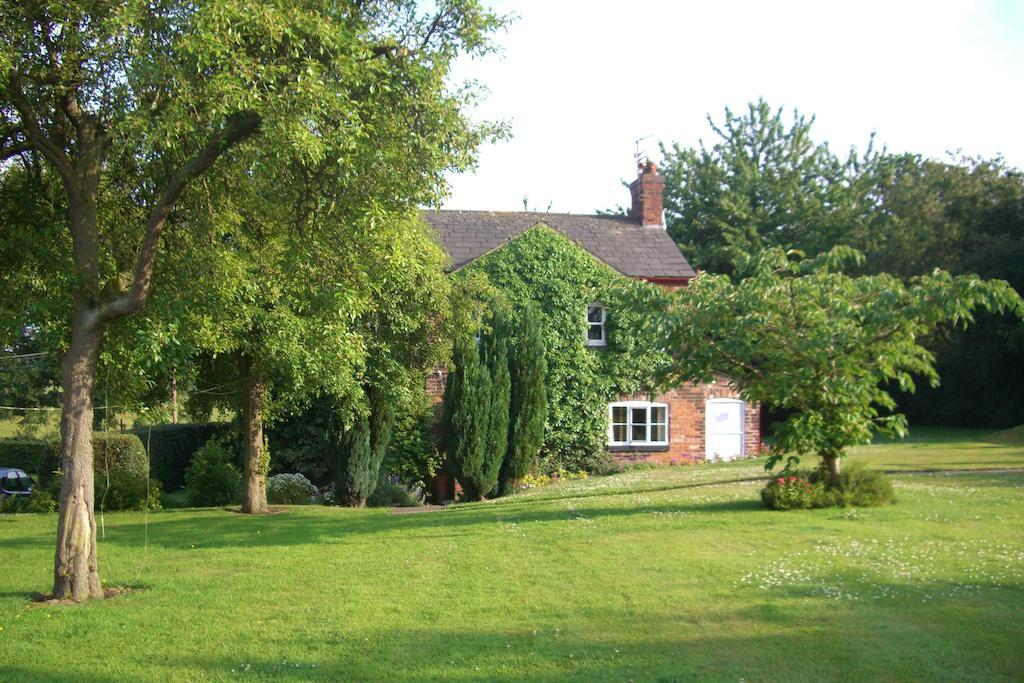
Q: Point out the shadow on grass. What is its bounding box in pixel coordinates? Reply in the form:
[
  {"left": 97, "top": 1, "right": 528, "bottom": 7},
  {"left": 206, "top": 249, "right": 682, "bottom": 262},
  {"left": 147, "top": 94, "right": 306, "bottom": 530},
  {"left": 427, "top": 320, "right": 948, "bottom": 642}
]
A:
[
  {"left": 9, "top": 594, "right": 1022, "bottom": 683},
  {"left": 893, "top": 471, "right": 1024, "bottom": 488},
  {"left": 88, "top": 491, "right": 768, "bottom": 552},
  {"left": 4, "top": 668, "right": 124, "bottom": 683},
  {"left": 492, "top": 472, "right": 769, "bottom": 507}
]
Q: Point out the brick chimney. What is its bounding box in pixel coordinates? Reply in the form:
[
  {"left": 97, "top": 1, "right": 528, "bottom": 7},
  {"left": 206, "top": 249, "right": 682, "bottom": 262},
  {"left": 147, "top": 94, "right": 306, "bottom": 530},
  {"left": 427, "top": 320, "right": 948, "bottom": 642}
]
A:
[{"left": 629, "top": 160, "right": 665, "bottom": 227}]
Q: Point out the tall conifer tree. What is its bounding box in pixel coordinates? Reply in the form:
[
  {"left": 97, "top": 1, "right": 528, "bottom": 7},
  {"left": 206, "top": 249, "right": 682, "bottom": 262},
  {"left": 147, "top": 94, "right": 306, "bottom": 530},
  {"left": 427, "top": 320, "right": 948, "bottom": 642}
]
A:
[
  {"left": 331, "top": 410, "right": 373, "bottom": 508},
  {"left": 500, "top": 304, "right": 547, "bottom": 494},
  {"left": 444, "top": 334, "right": 492, "bottom": 500},
  {"left": 330, "top": 387, "right": 397, "bottom": 507},
  {"left": 482, "top": 311, "right": 511, "bottom": 497}
]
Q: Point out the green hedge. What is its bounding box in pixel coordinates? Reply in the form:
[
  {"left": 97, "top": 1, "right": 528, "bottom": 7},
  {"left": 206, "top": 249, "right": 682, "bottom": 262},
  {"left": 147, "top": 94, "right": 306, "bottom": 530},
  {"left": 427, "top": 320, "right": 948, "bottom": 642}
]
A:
[
  {"left": 2, "top": 433, "right": 159, "bottom": 511},
  {"left": 129, "top": 423, "right": 233, "bottom": 491},
  {"left": 3, "top": 427, "right": 229, "bottom": 491},
  {"left": 94, "top": 433, "right": 148, "bottom": 475},
  {"left": 0, "top": 440, "right": 53, "bottom": 477},
  {"left": 35, "top": 432, "right": 148, "bottom": 486}
]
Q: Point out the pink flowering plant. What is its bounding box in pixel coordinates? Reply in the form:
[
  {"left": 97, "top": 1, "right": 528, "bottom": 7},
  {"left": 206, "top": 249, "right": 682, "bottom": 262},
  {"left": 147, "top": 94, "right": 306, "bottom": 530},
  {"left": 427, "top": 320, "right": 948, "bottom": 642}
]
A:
[{"left": 761, "top": 472, "right": 818, "bottom": 510}]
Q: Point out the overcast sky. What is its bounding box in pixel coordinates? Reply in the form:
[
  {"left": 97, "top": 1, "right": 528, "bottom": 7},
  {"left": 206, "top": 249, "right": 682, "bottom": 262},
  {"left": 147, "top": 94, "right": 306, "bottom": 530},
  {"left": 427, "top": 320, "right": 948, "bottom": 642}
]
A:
[{"left": 442, "top": 0, "right": 1024, "bottom": 214}]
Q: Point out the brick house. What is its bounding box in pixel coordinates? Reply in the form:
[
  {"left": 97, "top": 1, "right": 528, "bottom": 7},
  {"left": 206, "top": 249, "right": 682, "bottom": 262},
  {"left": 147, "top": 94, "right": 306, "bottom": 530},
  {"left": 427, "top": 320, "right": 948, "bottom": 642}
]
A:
[{"left": 422, "top": 162, "right": 760, "bottom": 469}]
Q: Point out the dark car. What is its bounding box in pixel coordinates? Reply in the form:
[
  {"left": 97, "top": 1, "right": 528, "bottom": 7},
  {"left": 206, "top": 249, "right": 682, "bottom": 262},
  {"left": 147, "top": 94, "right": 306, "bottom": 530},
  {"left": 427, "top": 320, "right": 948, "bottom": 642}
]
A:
[{"left": 0, "top": 468, "right": 36, "bottom": 497}]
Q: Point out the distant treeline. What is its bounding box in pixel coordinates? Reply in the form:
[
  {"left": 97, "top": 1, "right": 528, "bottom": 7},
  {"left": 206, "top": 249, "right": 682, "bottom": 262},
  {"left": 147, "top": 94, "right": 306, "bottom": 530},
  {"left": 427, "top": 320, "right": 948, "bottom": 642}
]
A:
[{"left": 659, "top": 100, "right": 1024, "bottom": 428}]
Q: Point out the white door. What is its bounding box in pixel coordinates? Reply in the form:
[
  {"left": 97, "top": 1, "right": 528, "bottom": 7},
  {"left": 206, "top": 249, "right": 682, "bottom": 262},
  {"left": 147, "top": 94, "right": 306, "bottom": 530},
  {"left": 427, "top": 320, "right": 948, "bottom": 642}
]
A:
[{"left": 705, "top": 399, "right": 745, "bottom": 461}]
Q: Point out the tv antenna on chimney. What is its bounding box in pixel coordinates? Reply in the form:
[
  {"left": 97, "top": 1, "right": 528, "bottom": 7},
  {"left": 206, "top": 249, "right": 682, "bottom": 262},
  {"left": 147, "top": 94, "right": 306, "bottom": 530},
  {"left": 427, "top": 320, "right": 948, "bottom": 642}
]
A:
[{"left": 634, "top": 135, "right": 654, "bottom": 166}]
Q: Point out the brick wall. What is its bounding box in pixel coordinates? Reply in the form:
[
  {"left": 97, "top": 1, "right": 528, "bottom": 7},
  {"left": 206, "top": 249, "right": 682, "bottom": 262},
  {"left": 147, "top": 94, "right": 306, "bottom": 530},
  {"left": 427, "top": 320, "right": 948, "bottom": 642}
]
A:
[
  {"left": 426, "top": 367, "right": 448, "bottom": 404},
  {"left": 613, "top": 375, "right": 760, "bottom": 465},
  {"left": 425, "top": 368, "right": 759, "bottom": 465}
]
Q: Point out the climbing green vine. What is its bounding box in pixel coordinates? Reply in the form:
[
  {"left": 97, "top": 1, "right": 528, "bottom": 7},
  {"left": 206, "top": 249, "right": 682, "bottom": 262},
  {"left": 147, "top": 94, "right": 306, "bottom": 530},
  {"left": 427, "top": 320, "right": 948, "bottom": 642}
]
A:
[{"left": 457, "top": 225, "right": 667, "bottom": 471}]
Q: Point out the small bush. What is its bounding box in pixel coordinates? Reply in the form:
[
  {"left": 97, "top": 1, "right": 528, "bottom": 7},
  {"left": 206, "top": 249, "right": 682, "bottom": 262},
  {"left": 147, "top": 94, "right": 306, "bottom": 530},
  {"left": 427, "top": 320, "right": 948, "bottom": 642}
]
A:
[
  {"left": 32, "top": 433, "right": 155, "bottom": 512},
  {"left": 321, "top": 482, "right": 336, "bottom": 506},
  {"left": 45, "top": 467, "right": 161, "bottom": 512},
  {"left": 835, "top": 461, "right": 896, "bottom": 507},
  {"left": 762, "top": 462, "right": 895, "bottom": 509},
  {"left": 266, "top": 473, "right": 318, "bottom": 505},
  {"left": 161, "top": 489, "right": 191, "bottom": 509},
  {"left": 761, "top": 474, "right": 818, "bottom": 510},
  {"left": 129, "top": 423, "right": 234, "bottom": 491},
  {"left": 0, "top": 491, "right": 57, "bottom": 514},
  {"left": 582, "top": 450, "right": 618, "bottom": 475},
  {"left": 36, "top": 432, "right": 149, "bottom": 489},
  {"left": 367, "top": 479, "right": 424, "bottom": 508},
  {"left": 96, "top": 470, "right": 162, "bottom": 511},
  {"left": 384, "top": 411, "right": 444, "bottom": 490},
  {"left": 185, "top": 439, "right": 241, "bottom": 507},
  {"left": 92, "top": 433, "right": 149, "bottom": 477},
  {"left": 512, "top": 468, "right": 588, "bottom": 492}
]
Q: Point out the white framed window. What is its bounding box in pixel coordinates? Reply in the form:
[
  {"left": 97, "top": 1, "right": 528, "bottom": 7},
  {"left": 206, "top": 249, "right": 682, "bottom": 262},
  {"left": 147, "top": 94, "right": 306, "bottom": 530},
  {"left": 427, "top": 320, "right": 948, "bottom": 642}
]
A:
[
  {"left": 608, "top": 401, "right": 669, "bottom": 446},
  {"left": 586, "top": 303, "right": 606, "bottom": 347}
]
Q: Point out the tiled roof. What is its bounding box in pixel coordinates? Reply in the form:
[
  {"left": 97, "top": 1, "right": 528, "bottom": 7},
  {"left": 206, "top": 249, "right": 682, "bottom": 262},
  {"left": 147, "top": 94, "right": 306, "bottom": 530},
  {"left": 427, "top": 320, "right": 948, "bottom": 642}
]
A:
[{"left": 421, "top": 210, "right": 696, "bottom": 279}]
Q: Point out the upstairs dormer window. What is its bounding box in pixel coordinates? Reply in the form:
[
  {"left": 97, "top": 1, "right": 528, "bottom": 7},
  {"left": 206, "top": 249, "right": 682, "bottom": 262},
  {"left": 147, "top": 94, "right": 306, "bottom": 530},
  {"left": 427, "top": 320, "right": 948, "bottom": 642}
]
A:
[{"left": 586, "top": 303, "right": 606, "bottom": 347}]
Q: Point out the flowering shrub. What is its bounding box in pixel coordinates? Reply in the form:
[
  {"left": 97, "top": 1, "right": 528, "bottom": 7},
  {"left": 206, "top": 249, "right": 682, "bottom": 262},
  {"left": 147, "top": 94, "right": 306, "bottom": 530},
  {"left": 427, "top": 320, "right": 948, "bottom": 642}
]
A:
[
  {"left": 266, "top": 473, "right": 318, "bottom": 505},
  {"left": 761, "top": 474, "right": 817, "bottom": 510},
  {"left": 762, "top": 462, "right": 895, "bottom": 510}
]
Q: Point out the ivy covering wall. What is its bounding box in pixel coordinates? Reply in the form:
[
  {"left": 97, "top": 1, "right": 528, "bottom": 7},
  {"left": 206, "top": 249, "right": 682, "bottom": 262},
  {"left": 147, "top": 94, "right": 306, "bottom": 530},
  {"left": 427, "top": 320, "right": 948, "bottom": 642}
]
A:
[{"left": 457, "top": 225, "right": 668, "bottom": 472}]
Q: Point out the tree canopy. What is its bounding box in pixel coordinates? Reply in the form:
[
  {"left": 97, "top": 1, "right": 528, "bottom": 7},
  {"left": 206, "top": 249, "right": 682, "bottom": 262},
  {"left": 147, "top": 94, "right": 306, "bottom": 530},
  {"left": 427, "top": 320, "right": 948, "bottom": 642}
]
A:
[
  {"left": 625, "top": 247, "right": 1022, "bottom": 480},
  {"left": 659, "top": 99, "right": 876, "bottom": 275},
  {"left": 0, "top": 0, "right": 506, "bottom": 600},
  {"left": 659, "top": 101, "right": 1024, "bottom": 430}
]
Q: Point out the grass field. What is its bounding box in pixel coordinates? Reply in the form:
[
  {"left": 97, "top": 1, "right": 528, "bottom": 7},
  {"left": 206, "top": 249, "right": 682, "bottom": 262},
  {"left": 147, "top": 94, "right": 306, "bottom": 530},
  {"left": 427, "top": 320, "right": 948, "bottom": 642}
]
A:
[{"left": 1, "top": 427, "right": 1022, "bottom": 681}]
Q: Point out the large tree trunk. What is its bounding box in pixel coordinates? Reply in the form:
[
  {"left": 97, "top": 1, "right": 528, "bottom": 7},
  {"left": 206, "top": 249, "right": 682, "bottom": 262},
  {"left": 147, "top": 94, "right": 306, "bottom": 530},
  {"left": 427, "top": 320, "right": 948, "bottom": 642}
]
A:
[
  {"left": 239, "top": 353, "right": 268, "bottom": 514},
  {"left": 52, "top": 309, "right": 104, "bottom": 601},
  {"left": 11, "top": 72, "right": 260, "bottom": 601},
  {"left": 822, "top": 452, "right": 842, "bottom": 486}
]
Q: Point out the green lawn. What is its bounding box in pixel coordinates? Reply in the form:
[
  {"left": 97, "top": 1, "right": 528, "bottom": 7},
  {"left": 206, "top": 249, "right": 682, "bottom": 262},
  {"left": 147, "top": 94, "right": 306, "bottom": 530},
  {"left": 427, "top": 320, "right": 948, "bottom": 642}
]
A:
[
  {"left": 848, "top": 425, "right": 1024, "bottom": 471},
  {"left": 1, "top": 428, "right": 1022, "bottom": 681}
]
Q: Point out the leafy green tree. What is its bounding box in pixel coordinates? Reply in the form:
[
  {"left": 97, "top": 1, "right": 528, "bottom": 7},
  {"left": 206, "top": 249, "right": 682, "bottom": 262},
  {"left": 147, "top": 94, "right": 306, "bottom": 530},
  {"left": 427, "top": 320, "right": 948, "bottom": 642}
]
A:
[
  {"left": 0, "top": 0, "right": 504, "bottom": 600},
  {"left": 661, "top": 102, "right": 1024, "bottom": 432},
  {"left": 659, "top": 99, "right": 875, "bottom": 274},
  {"left": 482, "top": 309, "right": 511, "bottom": 497},
  {"left": 625, "top": 247, "right": 1022, "bottom": 484},
  {"left": 193, "top": 207, "right": 458, "bottom": 506},
  {"left": 843, "top": 154, "right": 964, "bottom": 277},
  {"left": 444, "top": 334, "right": 493, "bottom": 500},
  {"left": 500, "top": 303, "right": 547, "bottom": 494}
]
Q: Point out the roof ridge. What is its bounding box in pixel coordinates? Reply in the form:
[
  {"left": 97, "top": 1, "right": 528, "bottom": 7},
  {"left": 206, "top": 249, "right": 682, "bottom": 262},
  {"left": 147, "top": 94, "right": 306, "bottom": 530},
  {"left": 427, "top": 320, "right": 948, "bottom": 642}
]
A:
[
  {"left": 421, "top": 209, "right": 695, "bottom": 279},
  {"left": 424, "top": 208, "right": 636, "bottom": 221}
]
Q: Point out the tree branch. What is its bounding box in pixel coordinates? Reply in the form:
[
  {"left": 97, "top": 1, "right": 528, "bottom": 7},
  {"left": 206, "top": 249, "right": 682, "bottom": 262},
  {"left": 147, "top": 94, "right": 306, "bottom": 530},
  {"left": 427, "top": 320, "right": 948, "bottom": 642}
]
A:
[
  {"left": 0, "top": 141, "right": 32, "bottom": 161},
  {"left": 6, "top": 70, "right": 74, "bottom": 188},
  {"left": 93, "top": 111, "right": 262, "bottom": 325}
]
